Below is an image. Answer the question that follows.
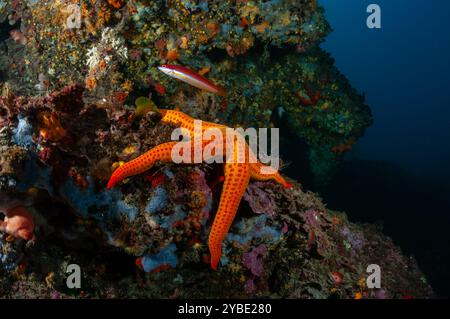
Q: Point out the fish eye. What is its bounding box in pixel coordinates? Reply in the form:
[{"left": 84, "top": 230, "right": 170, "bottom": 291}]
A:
[{"left": 0, "top": 211, "right": 5, "bottom": 221}]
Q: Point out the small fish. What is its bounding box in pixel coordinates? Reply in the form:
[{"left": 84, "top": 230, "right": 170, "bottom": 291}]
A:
[{"left": 158, "top": 64, "right": 226, "bottom": 96}]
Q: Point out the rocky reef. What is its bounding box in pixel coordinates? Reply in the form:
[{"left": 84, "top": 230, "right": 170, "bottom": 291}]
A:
[
  {"left": 0, "top": 0, "right": 372, "bottom": 186},
  {"left": 0, "top": 1, "right": 431, "bottom": 298}
]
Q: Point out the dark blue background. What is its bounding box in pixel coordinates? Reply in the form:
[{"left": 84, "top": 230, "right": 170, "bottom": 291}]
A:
[
  {"left": 320, "top": 0, "right": 450, "bottom": 184},
  {"left": 319, "top": 0, "right": 450, "bottom": 297}
]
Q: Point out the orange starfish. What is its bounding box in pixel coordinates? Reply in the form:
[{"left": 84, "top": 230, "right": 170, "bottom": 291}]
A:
[{"left": 107, "top": 109, "right": 292, "bottom": 269}]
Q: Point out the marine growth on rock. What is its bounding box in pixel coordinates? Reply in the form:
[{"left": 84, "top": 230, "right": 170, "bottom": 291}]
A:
[{"left": 0, "top": 0, "right": 432, "bottom": 299}]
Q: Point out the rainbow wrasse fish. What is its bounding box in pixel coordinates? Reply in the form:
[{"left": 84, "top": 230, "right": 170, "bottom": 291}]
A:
[{"left": 158, "top": 64, "right": 226, "bottom": 96}]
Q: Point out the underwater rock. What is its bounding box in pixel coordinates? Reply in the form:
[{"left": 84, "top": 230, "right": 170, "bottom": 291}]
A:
[
  {"left": 0, "top": 126, "right": 28, "bottom": 186},
  {"left": 0, "top": 98, "right": 433, "bottom": 297},
  {"left": 243, "top": 244, "right": 268, "bottom": 277},
  {"left": 0, "top": 0, "right": 371, "bottom": 187},
  {"left": 140, "top": 243, "right": 178, "bottom": 273},
  {"left": 0, "top": 1, "right": 431, "bottom": 299}
]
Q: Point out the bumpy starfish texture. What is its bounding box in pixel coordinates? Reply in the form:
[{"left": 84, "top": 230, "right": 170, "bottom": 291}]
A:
[{"left": 107, "top": 109, "right": 292, "bottom": 270}]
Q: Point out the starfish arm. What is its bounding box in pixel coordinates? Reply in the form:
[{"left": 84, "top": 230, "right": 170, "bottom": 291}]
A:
[
  {"left": 105, "top": 109, "right": 295, "bottom": 271},
  {"left": 249, "top": 162, "right": 293, "bottom": 188},
  {"left": 208, "top": 162, "right": 250, "bottom": 270},
  {"left": 107, "top": 141, "right": 179, "bottom": 189},
  {"left": 107, "top": 139, "right": 218, "bottom": 188},
  {"left": 159, "top": 109, "right": 195, "bottom": 131},
  {"left": 159, "top": 109, "right": 227, "bottom": 133}
]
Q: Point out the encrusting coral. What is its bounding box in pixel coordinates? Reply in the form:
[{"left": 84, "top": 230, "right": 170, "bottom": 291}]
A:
[
  {"left": 0, "top": 205, "right": 34, "bottom": 241},
  {"left": 0, "top": 0, "right": 371, "bottom": 187},
  {"left": 0, "top": 84, "right": 434, "bottom": 299}
]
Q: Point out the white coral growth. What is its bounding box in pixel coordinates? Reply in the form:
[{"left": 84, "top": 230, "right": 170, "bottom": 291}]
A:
[
  {"left": 101, "top": 27, "right": 128, "bottom": 60},
  {"left": 86, "top": 27, "right": 128, "bottom": 73},
  {"left": 86, "top": 46, "right": 101, "bottom": 71}
]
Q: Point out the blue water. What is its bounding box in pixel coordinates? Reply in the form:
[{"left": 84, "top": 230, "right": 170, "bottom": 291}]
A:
[
  {"left": 320, "top": 0, "right": 450, "bottom": 296},
  {"left": 320, "top": 0, "right": 450, "bottom": 183}
]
